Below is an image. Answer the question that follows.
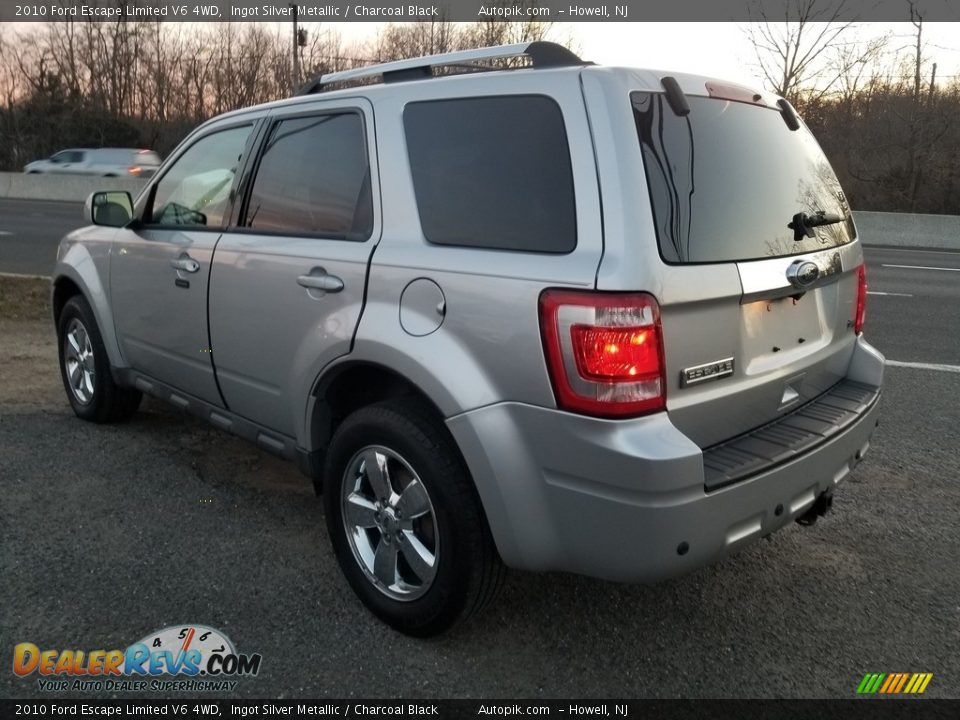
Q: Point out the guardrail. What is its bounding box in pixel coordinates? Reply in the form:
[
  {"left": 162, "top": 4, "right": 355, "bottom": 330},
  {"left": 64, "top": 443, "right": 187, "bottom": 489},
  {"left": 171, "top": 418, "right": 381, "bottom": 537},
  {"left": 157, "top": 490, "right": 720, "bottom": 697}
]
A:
[
  {"left": 0, "top": 172, "right": 146, "bottom": 202},
  {"left": 0, "top": 172, "right": 957, "bottom": 250},
  {"left": 854, "top": 211, "right": 960, "bottom": 251}
]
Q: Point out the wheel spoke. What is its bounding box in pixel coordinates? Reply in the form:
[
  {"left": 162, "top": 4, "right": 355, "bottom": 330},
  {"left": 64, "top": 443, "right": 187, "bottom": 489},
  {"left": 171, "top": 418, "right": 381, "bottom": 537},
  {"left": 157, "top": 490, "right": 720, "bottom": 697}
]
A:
[
  {"left": 344, "top": 493, "right": 378, "bottom": 529},
  {"left": 67, "top": 332, "right": 81, "bottom": 355},
  {"left": 362, "top": 449, "right": 392, "bottom": 501},
  {"left": 397, "top": 531, "right": 437, "bottom": 583},
  {"left": 373, "top": 539, "right": 399, "bottom": 588},
  {"left": 68, "top": 361, "right": 81, "bottom": 385},
  {"left": 396, "top": 479, "right": 431, "bottom": 520},
  {"left": 82, "top": 370, "right": 94, "bottom": 397}
]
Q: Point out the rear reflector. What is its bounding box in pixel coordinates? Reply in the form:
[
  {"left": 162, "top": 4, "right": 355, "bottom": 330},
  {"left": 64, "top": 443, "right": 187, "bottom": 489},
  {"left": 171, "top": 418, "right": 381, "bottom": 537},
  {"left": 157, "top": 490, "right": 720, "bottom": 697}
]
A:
[
  {"left": 854, "top": 264, "right": 867, "bottom": 334},
  {"left": 539, "top": 290, "right": 666, "bottom": 418}
]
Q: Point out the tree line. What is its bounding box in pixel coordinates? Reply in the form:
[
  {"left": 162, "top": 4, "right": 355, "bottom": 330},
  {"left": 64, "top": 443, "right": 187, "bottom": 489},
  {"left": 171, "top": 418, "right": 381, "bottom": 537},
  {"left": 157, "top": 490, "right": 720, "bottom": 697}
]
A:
[
  {"left": 0, "top": 18, "right": 559, "bottom": 172},
  {"left": 746, "top": 0, "right": 960, "bottom": 214},
  {"left": 1, "top": 10, "right": 958, "bottom": 215}
]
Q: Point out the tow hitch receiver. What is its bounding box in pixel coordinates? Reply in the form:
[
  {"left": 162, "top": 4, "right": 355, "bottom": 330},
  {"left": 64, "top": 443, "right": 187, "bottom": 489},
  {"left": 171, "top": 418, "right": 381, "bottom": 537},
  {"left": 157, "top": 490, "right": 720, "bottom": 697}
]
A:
[{"left": 796, "top": 490, "right": 834, "bottom": 526}]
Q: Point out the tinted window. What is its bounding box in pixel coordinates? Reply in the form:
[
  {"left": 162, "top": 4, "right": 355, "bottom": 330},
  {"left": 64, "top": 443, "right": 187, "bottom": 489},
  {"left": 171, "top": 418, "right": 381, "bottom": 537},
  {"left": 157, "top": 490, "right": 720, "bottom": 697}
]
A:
[
  {"left": 150, "top": 125, "right": 252, "bottom": 228},
  {"left": 51, "top": 151, "right": 83, "bottom": 163},
  {"left": 403, "top": 96, "right": 576, "bottom": 253},
  {"left": 244, "top": 113, "right": 372, "bottom": 239},
  {"left": 632, "top": 92, "right": 854, "bottom": 263}
]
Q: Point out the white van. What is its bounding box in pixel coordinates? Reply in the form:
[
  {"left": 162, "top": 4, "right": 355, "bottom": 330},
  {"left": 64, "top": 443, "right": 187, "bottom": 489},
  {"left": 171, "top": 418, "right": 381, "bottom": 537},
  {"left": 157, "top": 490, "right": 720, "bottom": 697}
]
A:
[{"left": 24, "top": 148, "right": 162, "bottom": 178}]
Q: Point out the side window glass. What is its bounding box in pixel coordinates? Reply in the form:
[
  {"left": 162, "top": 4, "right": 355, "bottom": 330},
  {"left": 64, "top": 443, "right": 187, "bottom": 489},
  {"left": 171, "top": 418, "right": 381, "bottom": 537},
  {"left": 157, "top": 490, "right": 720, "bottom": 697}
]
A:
[
  {"left": 403, "top": 95, "right": 577, "bottom": 253},
  {"left": 244, "top": 113, "right": 372, "bottom": 239},
  {"left": 150, "top": 125, "right": 252, "bottom": 228},
  {"left": 50, "top": 152, "right": 68, "bottom": 163}
]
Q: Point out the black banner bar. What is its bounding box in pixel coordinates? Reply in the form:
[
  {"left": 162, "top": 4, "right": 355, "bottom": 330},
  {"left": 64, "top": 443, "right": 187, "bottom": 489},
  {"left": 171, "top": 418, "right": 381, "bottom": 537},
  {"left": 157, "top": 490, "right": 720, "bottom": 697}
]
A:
[
  {"left": 2, "top": 0, "right": 960, "bottom": 23},
  {"left": 2, "top": 699, "right": 959, "bottom": 720}
]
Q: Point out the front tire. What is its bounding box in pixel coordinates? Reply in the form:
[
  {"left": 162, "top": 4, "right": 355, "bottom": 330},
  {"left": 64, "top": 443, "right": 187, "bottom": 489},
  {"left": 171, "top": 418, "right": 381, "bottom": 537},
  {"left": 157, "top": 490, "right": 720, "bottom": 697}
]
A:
[
  {"left": 57, "top": 295, "right": 141, "bottom": 423},
  {"left": 324, "top": 400, "right": 504, "bottom": 636}
]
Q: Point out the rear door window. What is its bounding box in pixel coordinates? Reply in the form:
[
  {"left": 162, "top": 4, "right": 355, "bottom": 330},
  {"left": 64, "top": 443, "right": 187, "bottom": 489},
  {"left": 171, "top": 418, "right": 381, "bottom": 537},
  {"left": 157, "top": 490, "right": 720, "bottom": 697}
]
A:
[
  {"left": 242, "top": 113, "right": 372, "bottom": 239},
  {"left": 632, "top": 92, "right": 855, "bottom": 264},
  {"left": 403, "top": 95, "right": 576, "bottom": 253}
]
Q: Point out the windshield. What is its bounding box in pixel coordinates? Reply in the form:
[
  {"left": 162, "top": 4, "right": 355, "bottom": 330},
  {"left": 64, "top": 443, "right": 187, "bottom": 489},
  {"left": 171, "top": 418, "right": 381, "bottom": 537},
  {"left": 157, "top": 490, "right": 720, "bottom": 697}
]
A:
[{"left": 632, "top": 92, "right": 855, "bottom": 264}]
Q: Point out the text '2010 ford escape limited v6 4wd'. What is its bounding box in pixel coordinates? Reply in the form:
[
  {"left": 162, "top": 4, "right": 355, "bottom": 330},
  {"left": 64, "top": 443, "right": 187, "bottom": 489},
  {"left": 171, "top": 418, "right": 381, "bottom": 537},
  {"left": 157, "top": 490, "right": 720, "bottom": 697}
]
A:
[{"left": 51, "top": 42, "right": 883, "bottom": 637}]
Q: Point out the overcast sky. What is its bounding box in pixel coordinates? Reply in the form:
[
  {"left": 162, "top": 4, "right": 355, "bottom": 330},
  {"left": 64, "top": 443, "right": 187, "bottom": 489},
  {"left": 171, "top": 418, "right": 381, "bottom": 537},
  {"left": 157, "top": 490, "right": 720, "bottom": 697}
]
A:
[
  {"left": 3, "top": 20, "right": 958, "bottom": 91},
  {"left": 329, "top": 21, "right": 960, "bottom": 89}
]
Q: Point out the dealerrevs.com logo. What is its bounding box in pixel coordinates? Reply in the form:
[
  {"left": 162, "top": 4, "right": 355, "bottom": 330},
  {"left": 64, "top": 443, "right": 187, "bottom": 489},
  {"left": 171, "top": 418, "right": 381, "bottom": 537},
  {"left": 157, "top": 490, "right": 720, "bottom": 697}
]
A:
[{"left": 13, "top": 625, "right": 262, "bottom": 693}]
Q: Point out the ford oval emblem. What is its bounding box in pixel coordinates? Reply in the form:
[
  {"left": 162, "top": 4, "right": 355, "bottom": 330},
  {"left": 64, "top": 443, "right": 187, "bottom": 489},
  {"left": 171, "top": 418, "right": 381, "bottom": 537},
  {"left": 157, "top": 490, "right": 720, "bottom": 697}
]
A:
[{"left": 787, "top": 260, "right": 820, "bottom": 289}]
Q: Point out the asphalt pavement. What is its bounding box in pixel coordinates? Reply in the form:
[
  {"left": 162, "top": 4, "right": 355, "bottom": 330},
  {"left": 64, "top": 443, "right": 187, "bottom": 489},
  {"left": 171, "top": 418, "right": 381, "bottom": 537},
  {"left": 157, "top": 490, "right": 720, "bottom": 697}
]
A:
[
  {"left": 0, "top": 202, "right": 958, "bottom": 699},
  {"left": 0, "top": 198, "right": 84, "bottom": 276}
]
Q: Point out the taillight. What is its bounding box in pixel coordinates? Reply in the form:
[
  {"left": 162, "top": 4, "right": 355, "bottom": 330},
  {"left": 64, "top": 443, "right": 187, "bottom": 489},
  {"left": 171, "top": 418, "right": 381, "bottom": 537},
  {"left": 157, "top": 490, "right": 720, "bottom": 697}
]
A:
[
  {"left": 854, "top": 264, "right": 867, "bottom": 335},
  {"left": 128, "top": 166, "right": 142, "bottom": 175},
  {"left": 539, "top": 290, "right": 666, "bottom": 418}
]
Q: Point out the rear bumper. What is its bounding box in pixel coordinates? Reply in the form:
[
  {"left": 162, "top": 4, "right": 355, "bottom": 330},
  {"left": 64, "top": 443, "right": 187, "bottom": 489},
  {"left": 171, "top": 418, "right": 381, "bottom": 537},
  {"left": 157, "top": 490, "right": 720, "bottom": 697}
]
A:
[{"left": 447, "top": 336, "right": 884, "bottom": 582}]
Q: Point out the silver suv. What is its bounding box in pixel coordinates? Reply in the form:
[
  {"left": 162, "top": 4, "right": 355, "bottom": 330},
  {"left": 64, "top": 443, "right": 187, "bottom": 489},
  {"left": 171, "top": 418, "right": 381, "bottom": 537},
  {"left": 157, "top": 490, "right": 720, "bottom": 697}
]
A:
[{"left": 52, "top": 42, "right": 884, "bottom": 636}]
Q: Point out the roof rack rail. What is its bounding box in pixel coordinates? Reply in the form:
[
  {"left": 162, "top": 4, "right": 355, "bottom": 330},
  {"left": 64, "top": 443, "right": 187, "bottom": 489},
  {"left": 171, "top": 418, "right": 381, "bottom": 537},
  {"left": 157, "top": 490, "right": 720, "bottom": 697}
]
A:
[{"left": 297, "top": 41, "right": 587, "bottom": 95}]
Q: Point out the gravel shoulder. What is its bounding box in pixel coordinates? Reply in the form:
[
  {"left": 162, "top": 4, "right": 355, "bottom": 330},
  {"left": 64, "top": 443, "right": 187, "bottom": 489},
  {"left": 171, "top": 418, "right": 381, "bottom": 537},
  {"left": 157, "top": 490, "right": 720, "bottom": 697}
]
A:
[{"left": 1, "top": 277, "right": 958, "bottom": 700}]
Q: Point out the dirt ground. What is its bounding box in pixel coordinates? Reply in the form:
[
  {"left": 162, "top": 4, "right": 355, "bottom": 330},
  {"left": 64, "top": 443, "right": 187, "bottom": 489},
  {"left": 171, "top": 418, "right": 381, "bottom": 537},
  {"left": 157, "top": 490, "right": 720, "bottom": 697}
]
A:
[
  {"left": 2, "top": 276, "right": 959, "bottom": 700},
  {"left": 1, "top": 277, "right": 62, "bottom": 413}
]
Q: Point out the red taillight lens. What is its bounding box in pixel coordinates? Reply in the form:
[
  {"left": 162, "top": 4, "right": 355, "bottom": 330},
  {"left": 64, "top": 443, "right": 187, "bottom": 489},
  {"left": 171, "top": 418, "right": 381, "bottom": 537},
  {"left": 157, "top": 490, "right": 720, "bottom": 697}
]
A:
[
  {"left": 539, "top": 290, "right": 666, "bottom": 418},
  {"left": 854, "top": 264, "right": 867, "bottom": 335},
  {"left": 571, "top": 326, "right": 660, "bottom": 381},
  {"left": 128, "top": 166, "right": 142, "bottom": 175}
]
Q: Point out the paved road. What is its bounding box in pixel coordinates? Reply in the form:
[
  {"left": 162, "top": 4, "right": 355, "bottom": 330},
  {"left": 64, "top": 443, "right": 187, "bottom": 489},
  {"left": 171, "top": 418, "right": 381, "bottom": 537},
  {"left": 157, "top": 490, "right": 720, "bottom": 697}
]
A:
[
  {"left": 0, "top": 198, "right": 83, "bottom": 276},
  {"left": 865, "top": 247, "right": 960, "bottom": 365},
  {"left": 0, "top": 209, "right": 958, "bottom": 699}
]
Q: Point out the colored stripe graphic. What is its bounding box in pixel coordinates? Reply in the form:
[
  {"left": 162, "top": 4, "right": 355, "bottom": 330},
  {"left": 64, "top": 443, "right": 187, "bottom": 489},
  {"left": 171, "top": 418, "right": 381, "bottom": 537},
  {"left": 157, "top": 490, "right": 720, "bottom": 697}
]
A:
[
  {"left": 879, "top": 674, "right": 896, "bottom": 693},
  {"left": 858, "top": 672, "right": 933, "bottom": 694},
  {"left": 856, "top": 673, "right": 885, "bottom": 694},
  {"left": 893, "top": 673, "right": 909, "bottom": 693}
]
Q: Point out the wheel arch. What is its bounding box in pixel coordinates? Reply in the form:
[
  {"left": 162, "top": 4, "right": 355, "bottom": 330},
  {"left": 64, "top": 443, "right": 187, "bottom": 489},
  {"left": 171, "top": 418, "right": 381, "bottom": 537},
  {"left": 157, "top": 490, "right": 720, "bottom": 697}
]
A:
[
  {"left": 306, "top": 360, "right": 448, "bottom": 463},
  {"left": 52, "top": 247, "right": 126, "bottom": 370}
]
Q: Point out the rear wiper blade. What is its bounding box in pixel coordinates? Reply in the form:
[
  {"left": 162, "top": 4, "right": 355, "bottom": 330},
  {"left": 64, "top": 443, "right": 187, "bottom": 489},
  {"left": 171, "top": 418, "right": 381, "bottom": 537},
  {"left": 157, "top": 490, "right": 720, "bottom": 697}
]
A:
[{"left": 788, "top": 210, "right": 844, "bottom": 241}]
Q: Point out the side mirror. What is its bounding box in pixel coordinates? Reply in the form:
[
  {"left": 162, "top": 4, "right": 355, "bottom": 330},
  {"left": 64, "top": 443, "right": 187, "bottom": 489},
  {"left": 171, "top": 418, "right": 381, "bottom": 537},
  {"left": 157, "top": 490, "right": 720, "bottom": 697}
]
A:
[{"left": 85, "top": 191, "right": 133, "bottom": 227}]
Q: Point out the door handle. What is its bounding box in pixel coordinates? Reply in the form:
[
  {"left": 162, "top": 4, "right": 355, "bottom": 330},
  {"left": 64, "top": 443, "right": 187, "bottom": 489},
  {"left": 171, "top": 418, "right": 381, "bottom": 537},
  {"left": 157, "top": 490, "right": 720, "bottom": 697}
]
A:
[
  {"left": 170, "top": 257, "right": 200, "bottom": 273},
  {"left": 297, "top": 272, "right": 344, "bottom": 293}
]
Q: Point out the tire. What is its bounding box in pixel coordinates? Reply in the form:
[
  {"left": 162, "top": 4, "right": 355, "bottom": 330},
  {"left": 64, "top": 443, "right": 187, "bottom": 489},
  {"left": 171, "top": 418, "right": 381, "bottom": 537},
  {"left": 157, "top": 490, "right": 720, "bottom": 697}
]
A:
[
  {"left": 57, "top": 295, "right": 142, "bottom": 423},
  {"left": 324, "top": 399, "right": 505, "bottom": 636}
]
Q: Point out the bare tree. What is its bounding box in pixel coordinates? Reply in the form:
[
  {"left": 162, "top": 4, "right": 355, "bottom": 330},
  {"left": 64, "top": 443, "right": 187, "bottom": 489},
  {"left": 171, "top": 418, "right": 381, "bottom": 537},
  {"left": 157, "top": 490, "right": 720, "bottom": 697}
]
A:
[{"left": 745, "top": 0, "right": 856, "bottom": 105}]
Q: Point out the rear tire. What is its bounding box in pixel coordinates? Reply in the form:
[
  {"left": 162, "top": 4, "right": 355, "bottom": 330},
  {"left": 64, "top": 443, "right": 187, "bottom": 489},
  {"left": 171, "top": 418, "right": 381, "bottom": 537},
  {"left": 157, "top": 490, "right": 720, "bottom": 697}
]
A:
[
  {"left": 57, "top": 295, "right": 141, "bottom": 423},
  {"left": 323, "top": 399, "right": 504, "bottom": 636}
]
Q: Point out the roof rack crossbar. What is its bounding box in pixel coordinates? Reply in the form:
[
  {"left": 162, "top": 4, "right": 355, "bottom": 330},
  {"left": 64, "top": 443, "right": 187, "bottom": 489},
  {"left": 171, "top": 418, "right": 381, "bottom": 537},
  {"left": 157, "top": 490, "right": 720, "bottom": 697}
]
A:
[{"left": 297, "top": 41, "right": 586, "bottom": 95}]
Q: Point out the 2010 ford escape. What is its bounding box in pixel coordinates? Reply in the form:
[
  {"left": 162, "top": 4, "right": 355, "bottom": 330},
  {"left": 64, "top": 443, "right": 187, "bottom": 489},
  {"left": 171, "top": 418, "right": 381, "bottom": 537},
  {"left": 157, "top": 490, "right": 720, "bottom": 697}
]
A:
[{"left": 52, "top": 42, "right": 884, "bottom": 636}]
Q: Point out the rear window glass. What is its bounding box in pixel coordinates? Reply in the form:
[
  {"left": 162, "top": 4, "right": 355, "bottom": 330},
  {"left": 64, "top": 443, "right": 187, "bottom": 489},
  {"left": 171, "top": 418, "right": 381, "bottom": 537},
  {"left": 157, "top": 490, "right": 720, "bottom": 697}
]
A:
[
  {"left": 632, "top": 92, "right": 855, "bottom": 264},
  {"left": 403, "top": 95, "right": 576, "bottom": 253}
]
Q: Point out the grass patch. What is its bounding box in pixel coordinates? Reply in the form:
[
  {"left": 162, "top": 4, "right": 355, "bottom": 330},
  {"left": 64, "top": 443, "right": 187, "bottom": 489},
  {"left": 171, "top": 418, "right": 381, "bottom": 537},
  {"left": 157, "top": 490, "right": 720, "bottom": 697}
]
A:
[{"left": 0, "top": 276, "right": 51, "bottom": 321}]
